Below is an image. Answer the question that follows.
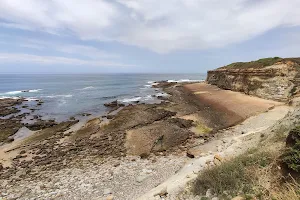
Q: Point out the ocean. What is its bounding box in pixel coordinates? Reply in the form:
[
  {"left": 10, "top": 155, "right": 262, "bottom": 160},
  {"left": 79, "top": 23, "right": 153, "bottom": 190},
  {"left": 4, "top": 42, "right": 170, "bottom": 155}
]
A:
[{"left": 0, "top": 74, "right": 206, "bottom": 121}]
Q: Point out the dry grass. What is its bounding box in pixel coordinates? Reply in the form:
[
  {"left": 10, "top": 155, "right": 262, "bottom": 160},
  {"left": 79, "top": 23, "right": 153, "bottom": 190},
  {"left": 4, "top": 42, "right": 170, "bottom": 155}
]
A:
[
  {"left": 272, "top": 178, "right": 300, "bottom": 200},
  {"left": 192, "top": 149, "right": 274, "bottom": 197},
  {"left": 192, "top": 147, "right": 300, "bottom": 199}
]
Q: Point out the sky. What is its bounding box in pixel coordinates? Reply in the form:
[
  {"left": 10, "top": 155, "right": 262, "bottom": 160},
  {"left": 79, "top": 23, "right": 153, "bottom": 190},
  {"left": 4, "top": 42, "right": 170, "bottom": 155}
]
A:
[{"left": 0, "top": 0, "right": 300, "bottom": 74}]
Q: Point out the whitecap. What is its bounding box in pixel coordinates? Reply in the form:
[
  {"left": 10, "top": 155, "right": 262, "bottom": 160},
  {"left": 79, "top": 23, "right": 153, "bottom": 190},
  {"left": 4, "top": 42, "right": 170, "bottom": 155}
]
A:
[
  {"left": 24, "top": 97, "right": 40, "bottom": 101},
  {"left": 77, "top": 86, "right": 95, "bottom": 90},
  {"left": 1, "top": 89, "right": 42, "bottom": 95},
  {"left": 44, "top": 95, "right": 73, "bottom": 98},
  {"left": 28, "top": 89, "right": 43, "bottom": 93},
  {"left": 5, "top": 90, "right": 23, "bottom": 95},
  {"left": 0, "top": 96, "right": 20, "bottom": 100},
  {"left": 120, "top": 97, "right": 142, "bottom": 103}
]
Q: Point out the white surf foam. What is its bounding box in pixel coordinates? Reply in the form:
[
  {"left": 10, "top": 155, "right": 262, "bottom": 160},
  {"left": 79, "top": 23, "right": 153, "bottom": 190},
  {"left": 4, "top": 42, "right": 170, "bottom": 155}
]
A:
[
  {"left": 44, "top": 94, "right": 73, "bottom": 98},
  {"left": 0, "top": 96, "right": 20, "bottom": 100},
  {"left": 1, "top": 89, "right": 42, "bottom": 95},
  {"left": 77, "top": 86, "right": 95, "bottom": 90},
  {"left": 120, "top": 97, "right": 142, "bottom": 103}
]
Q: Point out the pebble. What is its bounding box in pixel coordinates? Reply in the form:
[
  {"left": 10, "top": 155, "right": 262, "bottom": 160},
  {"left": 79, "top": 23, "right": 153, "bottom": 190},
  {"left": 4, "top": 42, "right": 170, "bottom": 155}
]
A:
[
  {"left": 206, "top": 189, "right": 212, "bottom": 198},
  {"left": 136, "top": 174, "right": 150, "bottom": 183},
  {"left": 106, "top": 195, "right": 114, "bottom": 200},
  {"left": 103, "top": 188, "right": 112, "bottom": 195}
]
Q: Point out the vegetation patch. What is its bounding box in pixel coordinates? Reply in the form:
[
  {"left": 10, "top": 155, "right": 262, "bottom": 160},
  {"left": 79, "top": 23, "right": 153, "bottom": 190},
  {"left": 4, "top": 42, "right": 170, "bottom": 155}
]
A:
[
  {"left": 192, "top": 123, "right": 212, "bottom": 137},
  {"left": 192, "top": 149, "right": 273, "bottom": 198},
  {"left": 281, "top": 126, "right": 300, "bottom": 172},
  {"left": 219, "top": 57, "right": 283, "bottom": 69}
]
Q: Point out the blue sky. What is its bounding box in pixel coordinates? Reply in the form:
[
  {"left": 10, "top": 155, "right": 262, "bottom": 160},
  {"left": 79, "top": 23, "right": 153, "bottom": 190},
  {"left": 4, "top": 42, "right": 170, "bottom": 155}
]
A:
[{"left": 0, "top": 0, "right": 300, "bottom": 74}]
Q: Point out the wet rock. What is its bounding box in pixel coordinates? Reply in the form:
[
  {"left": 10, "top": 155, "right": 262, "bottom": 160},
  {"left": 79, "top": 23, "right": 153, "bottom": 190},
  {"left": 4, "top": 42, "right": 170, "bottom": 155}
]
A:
[
  {"left": 104, "top": 100, "right": 124, "bottom": 108},
  {"left": 24, "top": 119, "right": 57, "bottom": 131},
  {"left": 69, "top": 116, "right": 76, "bottom": 120},
  {"left": 81, "top": 113, "right": 92, "bottom": 116},
  {"left": 106, "top": 115, "right": 114, "bottom": 119}
]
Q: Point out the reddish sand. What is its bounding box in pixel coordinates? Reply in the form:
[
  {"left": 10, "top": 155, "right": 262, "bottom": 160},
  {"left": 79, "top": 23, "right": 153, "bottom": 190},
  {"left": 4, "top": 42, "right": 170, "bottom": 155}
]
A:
[{"left": 183, "top": 83, "right": 283, "bottom": 129}]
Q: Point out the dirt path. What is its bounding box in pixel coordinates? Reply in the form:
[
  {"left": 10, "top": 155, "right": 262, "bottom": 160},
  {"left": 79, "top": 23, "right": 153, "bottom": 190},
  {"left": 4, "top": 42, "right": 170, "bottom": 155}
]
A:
[{"left": 138, "top": 105, "right": 291, "bottom": 200}]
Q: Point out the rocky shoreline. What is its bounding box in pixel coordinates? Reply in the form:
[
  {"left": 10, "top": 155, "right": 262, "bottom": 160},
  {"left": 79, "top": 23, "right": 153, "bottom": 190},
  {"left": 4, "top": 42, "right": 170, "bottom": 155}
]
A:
[{"left": 0, "top": 79, "right": 286, "bottom": 200}]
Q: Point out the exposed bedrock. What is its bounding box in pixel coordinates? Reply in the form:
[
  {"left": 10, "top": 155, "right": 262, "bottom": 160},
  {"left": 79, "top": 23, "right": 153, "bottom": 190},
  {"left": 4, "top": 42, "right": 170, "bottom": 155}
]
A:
[{"left": 207, "top": 58, "right": 300, "bottom": 101}]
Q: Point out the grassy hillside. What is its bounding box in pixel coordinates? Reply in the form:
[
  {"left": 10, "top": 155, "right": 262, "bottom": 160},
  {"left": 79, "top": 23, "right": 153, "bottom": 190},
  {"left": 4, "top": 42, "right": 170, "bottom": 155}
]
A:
[
  {"left": 190, "top": 118, "right": 300, "bottom": 200},
  {"left": 217, "top": 57, "right": 300, "bottom": 70}
]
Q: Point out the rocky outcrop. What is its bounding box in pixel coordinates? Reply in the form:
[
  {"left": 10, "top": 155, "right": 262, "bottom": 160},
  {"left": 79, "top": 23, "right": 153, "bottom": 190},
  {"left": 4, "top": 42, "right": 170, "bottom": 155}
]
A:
[{"left": 207, "top": 58, "right": 300, "bottom": 101}]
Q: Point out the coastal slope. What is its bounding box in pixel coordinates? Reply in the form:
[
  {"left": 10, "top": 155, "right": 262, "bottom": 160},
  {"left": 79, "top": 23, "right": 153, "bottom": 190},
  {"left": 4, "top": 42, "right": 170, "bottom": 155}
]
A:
[{"left": 207, "top": 57, "right": 300, "bottom": 101}]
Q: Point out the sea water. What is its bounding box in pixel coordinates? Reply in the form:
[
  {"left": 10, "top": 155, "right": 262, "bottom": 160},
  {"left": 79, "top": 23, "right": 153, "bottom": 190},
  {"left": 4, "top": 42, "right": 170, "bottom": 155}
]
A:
[{"left": 0, "top": 74, "right": 206, "bottom": 121}]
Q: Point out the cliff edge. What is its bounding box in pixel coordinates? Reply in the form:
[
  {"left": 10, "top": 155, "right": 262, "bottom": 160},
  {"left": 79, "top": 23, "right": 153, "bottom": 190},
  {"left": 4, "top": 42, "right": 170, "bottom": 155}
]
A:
[{"left": 207, "top": 57, "right": 300, "bottom": 101}]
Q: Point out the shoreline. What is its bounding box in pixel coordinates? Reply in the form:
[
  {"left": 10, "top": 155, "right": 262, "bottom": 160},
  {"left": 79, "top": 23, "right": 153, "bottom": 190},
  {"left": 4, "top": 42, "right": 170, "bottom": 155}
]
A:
[{"left": 0, "top": 80, "right": 289, "bottom": 200}]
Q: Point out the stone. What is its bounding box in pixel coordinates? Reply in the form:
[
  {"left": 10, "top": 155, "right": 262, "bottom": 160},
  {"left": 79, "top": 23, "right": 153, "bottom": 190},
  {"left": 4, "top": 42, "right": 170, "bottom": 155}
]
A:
[
  {"left": 106, "top": 195, "right": 114, "bottom": 200},
  {"left": 213, "top": 159, "right": 221, "bottom": 166},
  {"left": 62, "top": 159, "right": 67, "bottom": 166},
  {"left": 212, "top": 197, "right": 219, "bottom": 200},
  {"left": 15, "top": 169, "right": 27, "bottom": 178},
  {"left": 136, "top": 174, "right": 150, "bottom": 183},
  {"left": 0, "top": 163, "right": 3, "bottom": 171},
  {"left": 187, "top": 148, "right": 203, "bottom": 158},
  {"left": 113, "top": 162, "right": 120, "bottom": 167},
  {"left": 103, "top": 188, "right": 112, "bottom": 195},
  {"left": 232, "top": 197, "right": 244, "bottom": 200},
  {"left": 206, "top": 189, "right": 212, "bottom": 198},
  {"left": 154, "top": 186, "right": 168, "bottom": 197},
  {"left": 214, "top": 154, "right": 222, "bottom": 162},
  {"left": 19, "top": 150, "right": 26, "bottom": 154}
]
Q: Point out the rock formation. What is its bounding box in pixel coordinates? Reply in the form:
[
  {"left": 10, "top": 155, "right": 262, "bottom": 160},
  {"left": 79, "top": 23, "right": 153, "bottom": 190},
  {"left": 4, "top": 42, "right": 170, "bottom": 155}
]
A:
[{"left": 207, "top": 57, "right": 300, "bottom": 101}]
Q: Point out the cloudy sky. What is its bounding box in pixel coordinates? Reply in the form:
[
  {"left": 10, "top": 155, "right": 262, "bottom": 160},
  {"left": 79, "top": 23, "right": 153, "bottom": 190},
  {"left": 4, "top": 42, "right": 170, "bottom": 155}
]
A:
[{"left": 0, "top": 0, "right": 300, "bottom": 73}]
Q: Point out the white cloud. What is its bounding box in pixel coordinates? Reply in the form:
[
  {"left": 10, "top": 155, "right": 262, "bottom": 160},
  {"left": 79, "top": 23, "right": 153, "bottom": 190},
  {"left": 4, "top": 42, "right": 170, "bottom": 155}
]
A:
[
  {"left": 0, "top": 53, "right": 134, "bottom": 67},
  {"left": 0, "top": 0, "right": 299, "bottom": 53},
  {"left": 19, "top": 39, "right": 120, "bottom": 59}
]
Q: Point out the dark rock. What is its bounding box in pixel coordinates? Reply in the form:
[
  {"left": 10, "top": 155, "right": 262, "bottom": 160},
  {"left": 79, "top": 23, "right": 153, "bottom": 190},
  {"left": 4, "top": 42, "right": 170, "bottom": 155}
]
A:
[
  {"left": 24, "top": 119, "right": 57, "bottom": 131},
  {"left": 104, "top": 100, "right": 118, "bottom": 107},
  {"left": 19, "top": 150, "right": 26, "bottom": 154},
  {"left": 69, "top": 116, "right": 76, "bottom": 120},
  {"left": 5, "top": 138, "right": 14, "bottom": 143},
  {"left": 140, "top": 153, "right": 149, "bottom": 159},
  {"left": 81, "top": 113, "right": 91, "bottom": 116},
  {"left": 107, "top": 115, "right": 114, "bottom": 119}
]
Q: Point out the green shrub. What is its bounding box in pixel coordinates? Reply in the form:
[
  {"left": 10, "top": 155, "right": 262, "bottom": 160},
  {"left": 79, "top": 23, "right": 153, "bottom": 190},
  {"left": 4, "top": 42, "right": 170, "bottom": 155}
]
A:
[
  {"left": 282, "top": 127, "right": 300, "bottom": 172},
  {"left": 220, "top": 57, "right": 283, "bottom": 69}
]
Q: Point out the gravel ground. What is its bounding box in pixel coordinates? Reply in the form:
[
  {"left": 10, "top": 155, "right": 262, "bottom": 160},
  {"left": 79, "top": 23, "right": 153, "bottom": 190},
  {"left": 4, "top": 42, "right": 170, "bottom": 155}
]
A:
[{"left": 1, "top": 155, "right": 187, "bottom": 200}]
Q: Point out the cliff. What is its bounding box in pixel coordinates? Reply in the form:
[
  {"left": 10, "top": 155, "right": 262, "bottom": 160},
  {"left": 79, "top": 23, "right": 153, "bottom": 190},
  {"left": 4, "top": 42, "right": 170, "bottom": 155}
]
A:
[{"left": 206, "top": 57, "right": 300, "bottom": 101}]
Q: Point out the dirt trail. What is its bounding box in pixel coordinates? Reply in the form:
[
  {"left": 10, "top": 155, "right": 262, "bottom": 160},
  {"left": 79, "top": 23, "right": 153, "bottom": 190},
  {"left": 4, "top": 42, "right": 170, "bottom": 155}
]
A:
[{"left": 138, "top": 105, "right": 291, "bottom": 200}]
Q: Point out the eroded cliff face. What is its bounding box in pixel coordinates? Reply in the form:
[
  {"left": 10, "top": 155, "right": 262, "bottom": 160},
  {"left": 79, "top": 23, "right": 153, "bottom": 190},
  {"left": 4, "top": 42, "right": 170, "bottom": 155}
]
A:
[{"left": 207, "top": 58, "right": 300, "bottom": 101}]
